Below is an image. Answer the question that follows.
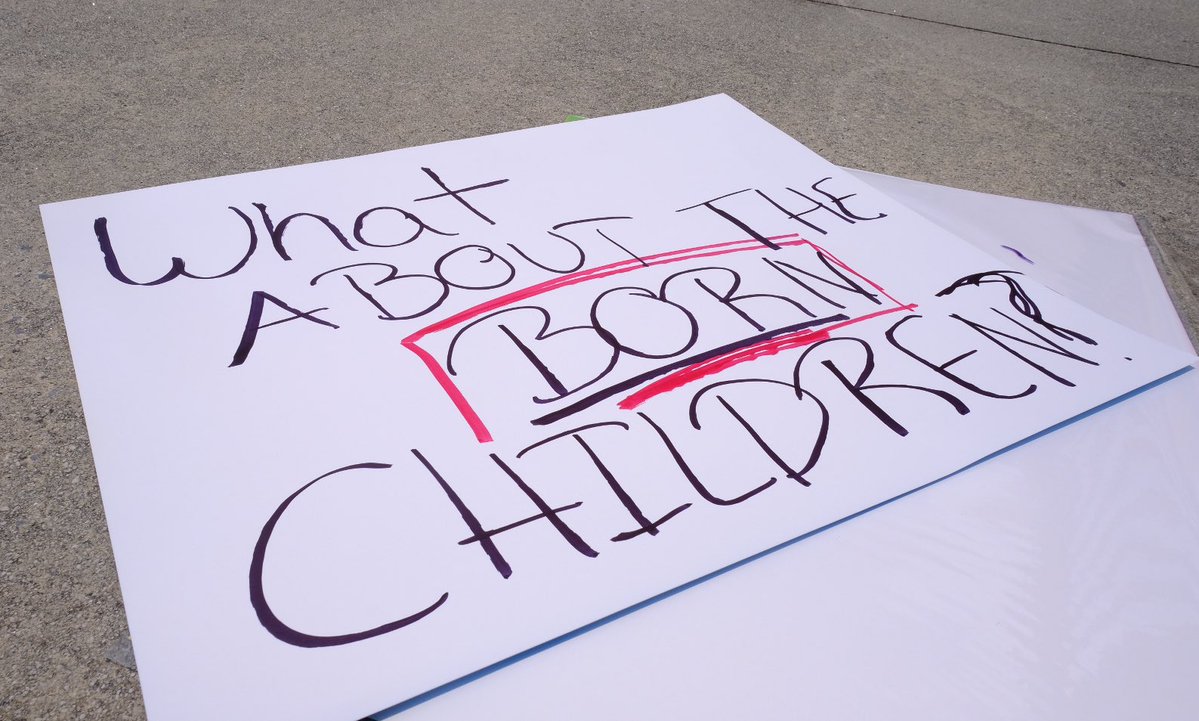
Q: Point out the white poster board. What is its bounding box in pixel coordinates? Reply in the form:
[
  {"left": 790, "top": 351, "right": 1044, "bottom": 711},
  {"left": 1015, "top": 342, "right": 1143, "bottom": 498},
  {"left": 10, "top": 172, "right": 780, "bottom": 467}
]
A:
[
  {"left": 40, "top": 95, "right": 1195, "bottom": 721},
  {"left": 376, "top": 170, "right": 1199, "bottom": 719},
  {"left": 377, "top": 170, "right": 1199, "bottom": 721}
]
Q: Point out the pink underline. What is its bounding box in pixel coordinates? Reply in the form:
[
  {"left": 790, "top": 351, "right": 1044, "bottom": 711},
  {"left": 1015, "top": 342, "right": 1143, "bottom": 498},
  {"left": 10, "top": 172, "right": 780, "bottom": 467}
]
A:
[{"left": 617, "top": 303, "right": 919, "bottom": 410}]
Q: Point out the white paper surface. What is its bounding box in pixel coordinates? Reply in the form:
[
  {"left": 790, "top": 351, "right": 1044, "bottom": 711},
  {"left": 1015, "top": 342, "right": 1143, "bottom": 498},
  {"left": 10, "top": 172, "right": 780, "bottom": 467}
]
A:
[
  {"left": 39, "top": 96, "right": 1195, "bottom": 721},
  {"left": 377, "top": 170, "right": 1199, "bottom": 721}
]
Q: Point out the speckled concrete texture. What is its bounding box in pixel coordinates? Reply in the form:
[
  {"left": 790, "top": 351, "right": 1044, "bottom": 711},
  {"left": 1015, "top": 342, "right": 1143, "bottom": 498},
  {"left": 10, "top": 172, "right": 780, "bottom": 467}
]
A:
[{"left": 2, "top": 2, "right": 1196, "bottom": 719}]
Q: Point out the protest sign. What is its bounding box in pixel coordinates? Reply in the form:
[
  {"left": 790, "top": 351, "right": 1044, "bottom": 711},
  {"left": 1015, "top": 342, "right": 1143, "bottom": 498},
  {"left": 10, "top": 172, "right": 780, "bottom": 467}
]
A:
[{"left": 40, "top": 95, "right": 1195, "bottom": 721}]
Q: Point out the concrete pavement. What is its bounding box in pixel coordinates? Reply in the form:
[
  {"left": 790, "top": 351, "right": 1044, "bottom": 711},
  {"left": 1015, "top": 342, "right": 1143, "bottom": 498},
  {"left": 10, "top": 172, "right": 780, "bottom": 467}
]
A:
[{"left": 2, "top": 1, "right": 1196, "bottom": 718}]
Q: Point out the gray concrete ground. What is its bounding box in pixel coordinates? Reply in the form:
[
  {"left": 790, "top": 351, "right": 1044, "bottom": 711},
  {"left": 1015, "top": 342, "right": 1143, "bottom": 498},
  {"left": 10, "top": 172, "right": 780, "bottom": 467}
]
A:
[{"left": 2, "top": 1, "right": 1196, "bottom": 719}]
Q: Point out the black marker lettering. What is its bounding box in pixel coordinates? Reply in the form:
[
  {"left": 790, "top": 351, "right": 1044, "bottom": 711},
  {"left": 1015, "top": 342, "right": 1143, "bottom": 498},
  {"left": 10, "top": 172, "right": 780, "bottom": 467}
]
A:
[
  {"left": 413, "top": 167, "right": 510, "bottom": 226},
  {"left": 639, "top": 411, "right": 776, "bottom": 506},
  {"left": 754, "top": 188, "right": 854, "bottom": 236},
  {"left": 518, "top": 422, "right": 691, "bottom": 542},
  {"left": 352, "top": 205, "right": 456, "bottom": 248},
  {"left": 951, "top": 309, "right": 1098, "bottom": 387},
  {"left": 248, "top": 462, "right": 448, "bottom": 648},
  {"left": 508, "top": 231, "right": 586, "bottom": 274},
  {"left": 808, "top": 177, "right": 888, "bottom": 221},
  {"left": 446, "top": 306, "right": 619, "bottom": 404},
  {"left": 311, "top": 262, "right": 449, "bottom": 322},
  {"left": 92, "top": 206, "right": 259, "bottom": 286},
  {"left": 589, "top": 286, "right": 700, "bottom": 360},
  {"left": 550, "top": 216, "right": 643, "bottom": 265},
  {"left": 434, "top": 244, "right": 516, "bottom": 290},
  {"left": 937, "top": 270, "right": 1098, "bottom": 346},
  {"left": 253, "top": 203, "right": 356, "bottom": 261},
  {"left": 689, "top": 378, "right": 830, "bottom": 487},
  {"left": 662, "top": 266, "right": 817, "bottom": 332},
  {"left": 676, "top": 188, "right": 780, "bottom": 250},
  {"left": 414, "top": 450, "right": 596, "bottom": 579},
  {"left": 765, "top": 252, "right": 882, "bottom": 309},
  {"left": 886, "top": 314, "right": 1036, "bottom": 399},
  {"left": 229, "top": 290, "right": 339, "bottom": 367},
  {"left": 796, "top": 337, "right": 968, "bottom": 438}
]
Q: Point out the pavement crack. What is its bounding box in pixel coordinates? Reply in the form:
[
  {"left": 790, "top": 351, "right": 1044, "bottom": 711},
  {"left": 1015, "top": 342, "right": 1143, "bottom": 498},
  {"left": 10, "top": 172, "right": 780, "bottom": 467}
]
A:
[{"left": 802, "top": 0, "right": 1199, "bottom": 69}]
